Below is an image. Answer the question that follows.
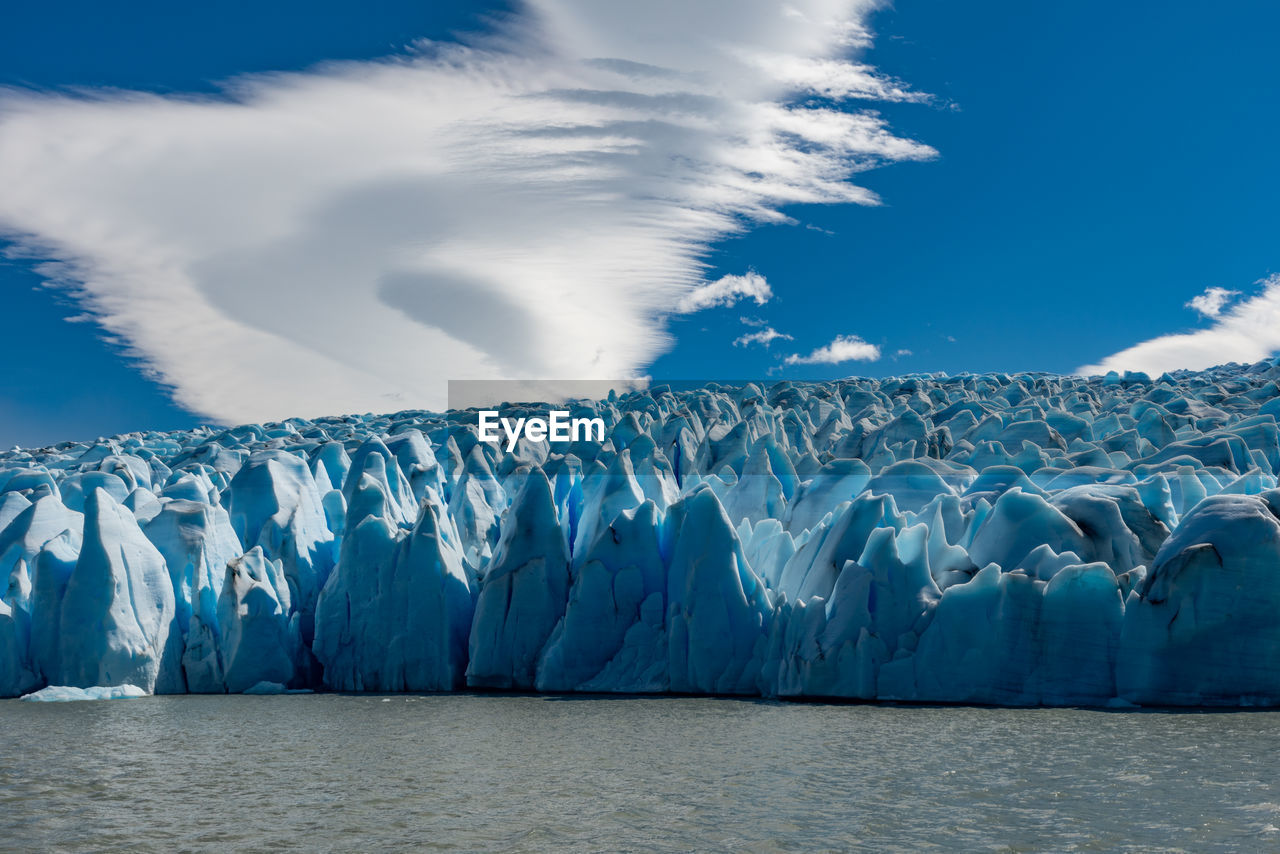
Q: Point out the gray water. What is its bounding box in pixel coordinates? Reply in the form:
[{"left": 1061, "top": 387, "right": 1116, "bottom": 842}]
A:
[{"left": 1, "top": 695, "right": 1278, "bottom": 852}]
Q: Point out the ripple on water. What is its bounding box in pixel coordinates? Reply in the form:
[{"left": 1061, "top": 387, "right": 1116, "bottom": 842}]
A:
[{"left": 1, "top": 696, "right": 1278, "bottom": 852}]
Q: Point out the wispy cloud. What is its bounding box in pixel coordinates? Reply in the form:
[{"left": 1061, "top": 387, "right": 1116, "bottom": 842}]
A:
[
  {"left": 892, "top": 348, "right": 912, "bottom": 359},
  {"left": 0, "top": 0, "right": 932, "bottom": 423},
  {"left": 1186, "top": 286, "right": 1240, "bottom": 319},
  {"left": 745, "top": 54, "right": 931, "bottom": 103},
  {"left": 674, "top": 272, "right": 772, "bottom": 314},
  {"left": 1080, "top": 274, "right": 1280, "bottom": 376},
  {"left": 733, "top": 326, "right": 793, "bottom": 348},
  {"left": 784, "top": 333, "right": 879, "bottom": 365}
]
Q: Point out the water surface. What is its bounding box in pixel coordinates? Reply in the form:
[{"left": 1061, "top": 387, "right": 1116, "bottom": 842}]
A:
[{"left": 2, "top": 695, "right": 1277, "bottom": 852}]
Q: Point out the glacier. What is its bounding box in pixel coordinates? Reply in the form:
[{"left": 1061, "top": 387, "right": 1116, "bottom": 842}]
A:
[{"left": 6, "top": 362, "right": 1280, "bottom": 706}]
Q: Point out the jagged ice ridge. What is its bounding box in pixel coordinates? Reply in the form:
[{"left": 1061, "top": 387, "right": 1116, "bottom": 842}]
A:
[{"left": 5, "top": 362, "right": 1280, "bottom": 706}]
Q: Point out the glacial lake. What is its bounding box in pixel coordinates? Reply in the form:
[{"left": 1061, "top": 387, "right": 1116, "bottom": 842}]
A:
[{"left": 2, "top": 694, "right": 1278, "bottom": 852}]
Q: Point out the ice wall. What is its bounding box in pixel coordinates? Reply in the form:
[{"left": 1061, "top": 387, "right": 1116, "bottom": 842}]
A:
[{"left": 5, "top": 362, "right": 1280, "bottom": 706}]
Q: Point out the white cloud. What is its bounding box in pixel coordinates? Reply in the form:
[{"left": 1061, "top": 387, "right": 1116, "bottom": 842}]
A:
[
  {"left": 1079, "top": 274, "right": 1280, "bottom": 376},
  {"left": 1186, "top": 286, "right": 1240, "bottom": 319},
  {"left": 784, "top": 333, "right": 879, "bottom": 365},
  {"left": 674, "top": 272, "right": 773, "bottom": 314},
  {"left": 733, "top": 326, "right": 793, "bottom": 348},
  {"left": 739, "top": 315, "right": 768, "bottom": 327},
  {"left": 739, "top": 53, "right": 930, "bottom": 103},
  {"left": 0, "top": 0, "right": 933, "bottom": 424},
  {"left": 892, "top": 348, "right": 911, "bottom": 358}
]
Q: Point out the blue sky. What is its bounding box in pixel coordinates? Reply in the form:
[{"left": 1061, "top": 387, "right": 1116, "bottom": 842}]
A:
[{"left": 2, "top": 1, "right": 1278, "bottom": 447}]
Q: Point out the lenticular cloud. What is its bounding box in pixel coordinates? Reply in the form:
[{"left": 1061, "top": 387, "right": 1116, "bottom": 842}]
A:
[
  {"left": 0, "top": 0, "right": 933, "bottom": 424},
  {"left": 1080, "top": 274, "right": 1280, "bottom": 378}
]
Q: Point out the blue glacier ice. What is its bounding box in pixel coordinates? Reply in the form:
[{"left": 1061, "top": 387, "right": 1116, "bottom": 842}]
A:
[
  {"left": 466, "top": 470, "right": 570, "bottom": 690},
  {"left": 56, "top": 489, "right": 182, "bottom": 694},
  {"left": 6, "top": 360, "right": 1280, "bottom": 705}
]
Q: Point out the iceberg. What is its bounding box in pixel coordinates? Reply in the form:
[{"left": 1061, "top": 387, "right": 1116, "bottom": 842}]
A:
[
  {"left": 21, "top": 683, "right": 147, "bottom": 702},
  {"left": 5, "top": 360, "right": 1280, "bottom": 706}
]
